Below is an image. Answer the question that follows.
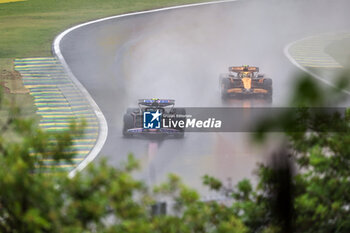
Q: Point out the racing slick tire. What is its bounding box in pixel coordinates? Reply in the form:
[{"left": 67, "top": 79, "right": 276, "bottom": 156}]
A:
[
  {"left": 262, "top": 79, "right": 273, "bottom": 102},
  {"left": 221, "top": 78, "right": 231, "bottom": 100},
  {"left": 122, "top": 114, "right": 134, "bottom": 137},
  {"left": 172, "top": 108, "right": 186, "bottom": 138}
]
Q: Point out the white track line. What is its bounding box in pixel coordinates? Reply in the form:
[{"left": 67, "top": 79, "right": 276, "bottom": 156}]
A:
[
  {"left": 284, "top": 35, "right": 350, "bottom": 96},
  {"left": 53, "top": 0, "right": 239, "bottom": 177}
]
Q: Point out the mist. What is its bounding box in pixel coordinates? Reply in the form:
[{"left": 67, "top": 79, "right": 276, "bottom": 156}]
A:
[{"left": 60, "top": 0, "right": 350, "bottom": 194}]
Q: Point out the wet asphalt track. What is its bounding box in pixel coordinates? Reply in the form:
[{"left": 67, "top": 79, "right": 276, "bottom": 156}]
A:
[{"left": 59, "top": 0, "right": 350, "bottom": 194}]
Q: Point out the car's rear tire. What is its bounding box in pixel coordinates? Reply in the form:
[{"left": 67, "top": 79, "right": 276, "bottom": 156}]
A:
[
  {"left": 262, "top": 79, "right": 273, "bottom": 102},
  {"left": 172, "top": 108, "right": 186, "bottom": 138},
  {"left": 221, "top": 78, "right": 231, "bottom": 100},
  {"left": 122, "top": 114, "right": 134, "bottom": 137},
  {"left": 263, "top": 78, "right": 272, "bottom": 90}
]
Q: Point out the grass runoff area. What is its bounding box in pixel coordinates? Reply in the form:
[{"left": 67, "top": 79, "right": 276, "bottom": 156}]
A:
[{"left": 0, "top": 0, "right": 207, "bottom": 118}]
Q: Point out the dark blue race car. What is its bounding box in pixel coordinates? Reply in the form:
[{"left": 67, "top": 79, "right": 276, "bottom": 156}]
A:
[{"left": 122, "top": 98, "right": 186, "bottom": 138}]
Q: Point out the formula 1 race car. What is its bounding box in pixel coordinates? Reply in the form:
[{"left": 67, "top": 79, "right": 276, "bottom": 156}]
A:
[
  {"left": 122, "top": 98, "right": 186, "bottom": 138},
  {"left": 220, "top": 65, "right": 272, "bottom": 101}
]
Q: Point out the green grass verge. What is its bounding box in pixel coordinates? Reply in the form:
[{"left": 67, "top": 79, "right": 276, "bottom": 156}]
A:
[
  {"left": 0, "top": 0, "right": 207, "bottom": 122},
  {"left": 0, "top": 0, "right": 207, "bottom": 58}
]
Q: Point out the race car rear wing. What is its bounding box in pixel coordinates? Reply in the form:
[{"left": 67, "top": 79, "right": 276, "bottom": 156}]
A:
[
  {"left": 229, "top": 66, "right": 259, "bottom": 72},
  {"left": 138, "top": 99, "right": 175, "bottom": 107}
]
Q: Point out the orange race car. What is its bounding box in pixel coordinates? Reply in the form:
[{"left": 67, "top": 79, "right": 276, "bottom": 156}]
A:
[{"left": 219, "top": 65, "right": 272, "bottom": 101}]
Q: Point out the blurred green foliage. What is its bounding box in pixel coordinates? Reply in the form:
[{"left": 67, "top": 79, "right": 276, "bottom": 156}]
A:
[
  {"left": 217, "top": 72, "right": 350, "bottom": 233},
  {"left": 2, "top": 69, "right": 350, "bottom": 232},
  {"left": 0, "top": 86, "right": 247, "bottom": 232}
]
